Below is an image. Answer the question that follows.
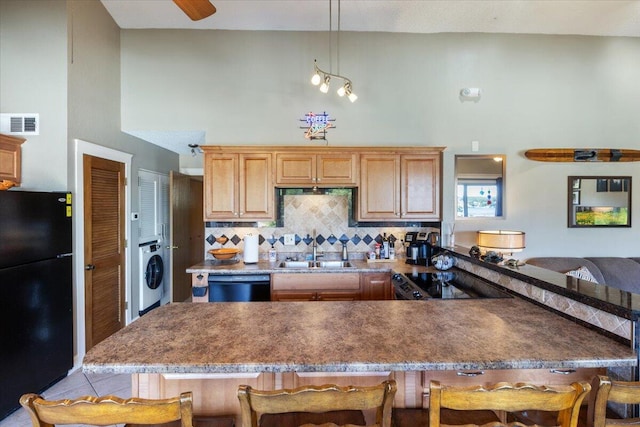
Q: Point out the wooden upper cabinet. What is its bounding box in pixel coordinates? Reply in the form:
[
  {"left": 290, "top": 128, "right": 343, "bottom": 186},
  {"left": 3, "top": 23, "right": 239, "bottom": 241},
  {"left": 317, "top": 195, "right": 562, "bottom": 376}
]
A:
[
  {"left": 359, "top": 155, "right": 401, "bottom": 220},
  {"left": 401, "top": 154, "right": 440, "bottom": 220},
  {"left": 0, "top": 133, "right": 26, "bottom": 187},
  {"left": 276, "top": 152, "right": 357, "bottom": 186},
  {"left": 360, "top": 153, "right": 441, "bottom": 221},
  {"left": 203, "top": 151, "right": 273, "bottom": 221}
]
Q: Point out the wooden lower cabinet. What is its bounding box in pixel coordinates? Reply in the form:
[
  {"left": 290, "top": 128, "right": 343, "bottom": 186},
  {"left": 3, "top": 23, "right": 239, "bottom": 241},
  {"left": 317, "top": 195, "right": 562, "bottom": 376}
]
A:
[
  {"left": 270, "top": 272, "right": 392, "bottom": 301},
  {"left": 360, "top": 272, "right": 394, "bottom": 300},
  {"left": 271, "top": 273, "right": 360, "bottom": 301},
  {"left": 132, "top": 367, "right": 604, "bottom": 424}
]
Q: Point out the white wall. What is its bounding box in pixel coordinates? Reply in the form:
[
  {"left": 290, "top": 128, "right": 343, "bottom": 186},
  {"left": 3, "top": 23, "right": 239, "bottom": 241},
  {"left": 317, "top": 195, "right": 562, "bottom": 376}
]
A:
[
  {"left": 0, "top": 0, "right": 68, "bottom": 190},
  {"left": 120, "top": 30, "right": 640, "bottom": 258}
]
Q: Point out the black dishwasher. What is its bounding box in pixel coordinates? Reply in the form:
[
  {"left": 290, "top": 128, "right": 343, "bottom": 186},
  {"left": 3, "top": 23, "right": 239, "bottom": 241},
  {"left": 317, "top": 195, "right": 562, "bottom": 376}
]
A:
[{"left": 208, "top": 274, "right": 271, "bottom": 302}]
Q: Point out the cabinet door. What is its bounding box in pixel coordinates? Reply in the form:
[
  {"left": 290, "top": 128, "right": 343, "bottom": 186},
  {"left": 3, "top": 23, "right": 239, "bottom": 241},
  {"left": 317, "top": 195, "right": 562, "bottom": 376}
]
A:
[
  {"left": 317, "top": 154, "right": 358, "bottom": 185},
  {"left": 239, "top": 153, "right": 273, "bottom": 220},
  {"left": 401, "top": 154, "right": 440, "bottom": 220},
  {"left": 359, "top": 155, "right": 400, "bottom": 220},
  {"left": 360, "top": 273, "right": 393, "bottom": 300},
  {"left": 204, "top": 153, "right": 238, "bottom": 220},
  {"left": 0, "top": 134, "right": 25, "bottom": 184},
  {"left": 276, "top": 153, "right": 316, "bottom": 185}
]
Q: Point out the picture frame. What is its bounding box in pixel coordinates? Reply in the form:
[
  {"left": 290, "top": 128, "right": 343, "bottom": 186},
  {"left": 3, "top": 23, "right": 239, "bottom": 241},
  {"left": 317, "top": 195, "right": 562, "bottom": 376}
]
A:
[
  {"left": 572, "top": 178, "right": 581, "bottom": 189},
  {"left": 596, "top": 179, "right": 608, "bottom": 192},
  {"left": 572, "top": 190, "right": 580, "bottom": 205},
  {"left": 609, "top": 178, "right": 623, "bottom": 192}
]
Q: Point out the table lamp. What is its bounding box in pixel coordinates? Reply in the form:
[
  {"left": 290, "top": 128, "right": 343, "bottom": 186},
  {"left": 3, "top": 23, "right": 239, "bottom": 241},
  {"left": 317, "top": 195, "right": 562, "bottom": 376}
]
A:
[{"left": 477, "top": 230, "right": 526, "bottom": 259}]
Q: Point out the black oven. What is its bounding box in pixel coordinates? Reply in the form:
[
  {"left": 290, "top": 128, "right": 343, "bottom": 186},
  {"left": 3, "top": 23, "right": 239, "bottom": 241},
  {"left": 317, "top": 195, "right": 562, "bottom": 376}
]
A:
[{"left": 392, "top": 269, "right": 512, "bottom": 300}]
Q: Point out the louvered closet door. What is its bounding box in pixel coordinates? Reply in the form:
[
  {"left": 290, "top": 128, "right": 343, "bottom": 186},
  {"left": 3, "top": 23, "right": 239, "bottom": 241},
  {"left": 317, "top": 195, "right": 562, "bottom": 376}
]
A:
[{"left": 83, "top": 155, "right": 126, "bottom": 350}]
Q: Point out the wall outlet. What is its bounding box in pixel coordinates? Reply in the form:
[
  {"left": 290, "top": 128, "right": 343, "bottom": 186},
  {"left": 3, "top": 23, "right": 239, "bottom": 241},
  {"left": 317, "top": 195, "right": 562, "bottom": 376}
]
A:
[{"left": 284, "top": 234, "right": 296, "bottom": 246}]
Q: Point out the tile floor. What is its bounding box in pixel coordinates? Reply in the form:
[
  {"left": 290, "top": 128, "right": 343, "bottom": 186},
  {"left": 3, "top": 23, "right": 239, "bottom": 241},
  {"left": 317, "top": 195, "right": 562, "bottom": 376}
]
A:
[{"left": 1, "top": 369, "right": 131, "bottom": 427}]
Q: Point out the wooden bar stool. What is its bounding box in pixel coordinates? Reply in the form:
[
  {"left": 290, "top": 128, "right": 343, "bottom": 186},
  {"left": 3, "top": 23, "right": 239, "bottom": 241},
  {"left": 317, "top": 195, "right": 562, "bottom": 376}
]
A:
[
  {"left": 428, "top": 380, "right": 591, "bottom": 427},
  {"left": 587, "top": 375, "right": 640, "bottom": 427},
  {"left": 20, "top": 392, "right": 234, "bottom": 427},
  {"left": 237, "top": 380, "right": 397, "bottom": 427}
]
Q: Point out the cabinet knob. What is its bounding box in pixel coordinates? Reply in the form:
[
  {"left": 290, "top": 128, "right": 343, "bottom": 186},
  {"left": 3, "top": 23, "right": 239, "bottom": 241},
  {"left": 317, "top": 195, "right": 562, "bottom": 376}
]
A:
[{"left": 85, "top": 264, "right": 96, "bottom": 271}]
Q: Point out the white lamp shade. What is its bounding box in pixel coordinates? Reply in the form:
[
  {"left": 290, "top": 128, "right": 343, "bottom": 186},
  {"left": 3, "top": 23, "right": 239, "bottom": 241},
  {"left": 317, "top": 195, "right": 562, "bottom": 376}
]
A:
[
  {"left": 477, "top": 230, "right": 525, "bottom": 253},
  {"left": 311, "top": 73, "right": 321, "bottom": 86}
]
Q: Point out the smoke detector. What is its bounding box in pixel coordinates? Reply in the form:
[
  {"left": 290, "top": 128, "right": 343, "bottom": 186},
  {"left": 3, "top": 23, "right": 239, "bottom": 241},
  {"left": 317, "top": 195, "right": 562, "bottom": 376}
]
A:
[{"left": 0, "top": 113, "right": 39, "bottom": 135}]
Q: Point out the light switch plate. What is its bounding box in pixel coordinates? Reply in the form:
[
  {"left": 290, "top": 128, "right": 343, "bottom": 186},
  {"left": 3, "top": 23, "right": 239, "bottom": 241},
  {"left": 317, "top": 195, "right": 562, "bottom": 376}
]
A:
[{"left": 284, "top": 234, "right": 296, "bottom": 245}]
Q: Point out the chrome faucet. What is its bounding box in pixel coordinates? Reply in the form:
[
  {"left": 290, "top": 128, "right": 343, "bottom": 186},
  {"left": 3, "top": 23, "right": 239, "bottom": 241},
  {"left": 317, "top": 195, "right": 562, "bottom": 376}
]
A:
[{"left": 311, "top": 229, "right": 323, "bottom": 261}]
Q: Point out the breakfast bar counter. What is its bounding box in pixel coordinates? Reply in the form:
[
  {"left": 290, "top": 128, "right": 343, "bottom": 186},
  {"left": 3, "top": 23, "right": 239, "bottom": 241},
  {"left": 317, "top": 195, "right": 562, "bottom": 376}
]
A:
[
  {"left": 82, "top": 300, "right": 635, "bottom": 418},
  {"left": 84, "top": 300, "right": 634, "bottom": 373}
]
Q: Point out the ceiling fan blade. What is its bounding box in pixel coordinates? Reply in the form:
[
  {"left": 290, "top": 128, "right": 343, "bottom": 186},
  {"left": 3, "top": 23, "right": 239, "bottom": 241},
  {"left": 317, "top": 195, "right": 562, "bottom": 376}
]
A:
[{"left": 173, "top": 0, "right": 216, "bottom": 21}]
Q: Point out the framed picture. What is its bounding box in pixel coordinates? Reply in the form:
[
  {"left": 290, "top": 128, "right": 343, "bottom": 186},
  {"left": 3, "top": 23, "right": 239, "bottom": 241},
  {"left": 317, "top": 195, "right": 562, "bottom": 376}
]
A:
[
  {"left": 572, "top": 178, "right": 581, "bottom": 189},
  {"left": 596, "top": 179, "right": 608, "bottom": 192},
  {"left": 568, "top": 176, "right": 632, "bottom": 227},
  {"left": 609, "top": 178, "right": 623, "bottom": 192}
]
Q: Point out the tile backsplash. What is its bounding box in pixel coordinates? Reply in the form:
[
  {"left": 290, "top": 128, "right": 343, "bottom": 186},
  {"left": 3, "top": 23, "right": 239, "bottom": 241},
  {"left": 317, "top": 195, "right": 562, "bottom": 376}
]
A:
[{"left": 205, "top": 194, "right": 436, "bottom": 260}]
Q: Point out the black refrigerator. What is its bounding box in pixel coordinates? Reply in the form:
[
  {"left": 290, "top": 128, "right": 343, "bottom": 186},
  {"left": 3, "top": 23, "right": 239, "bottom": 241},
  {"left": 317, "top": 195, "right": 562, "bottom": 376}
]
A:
[{"left": 0, "top": 191, "right": 73, "bottom": 418}]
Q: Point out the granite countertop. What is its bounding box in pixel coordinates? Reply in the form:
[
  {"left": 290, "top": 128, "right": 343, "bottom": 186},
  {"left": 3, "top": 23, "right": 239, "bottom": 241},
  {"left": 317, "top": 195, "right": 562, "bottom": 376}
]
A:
[
  {"left": 83, "top": 300, "right": 636, "bottom": 375},
  {"left": 186, "top": 259, "right": 426, "bottom": 275}
]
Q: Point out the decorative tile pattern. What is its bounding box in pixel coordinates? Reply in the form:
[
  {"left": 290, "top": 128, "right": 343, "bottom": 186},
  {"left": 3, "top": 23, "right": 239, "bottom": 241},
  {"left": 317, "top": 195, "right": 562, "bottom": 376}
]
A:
[
  {"left": 456, "top": 258, "right": 633, "bottom": 341},
  {"left": 204, "top": 195, "right": 434, "bottom": 261}
]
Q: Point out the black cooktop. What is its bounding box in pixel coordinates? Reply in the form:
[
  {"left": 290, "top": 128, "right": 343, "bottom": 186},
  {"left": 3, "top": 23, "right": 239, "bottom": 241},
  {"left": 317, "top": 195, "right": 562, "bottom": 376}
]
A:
[{"left": 394, "top": 269, "right": 513, "bottom": 300}]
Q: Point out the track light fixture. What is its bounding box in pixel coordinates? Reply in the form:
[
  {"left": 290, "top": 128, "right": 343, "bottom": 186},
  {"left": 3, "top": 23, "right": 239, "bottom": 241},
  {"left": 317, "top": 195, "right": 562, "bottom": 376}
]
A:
[
  {"left": 310, "top": 0, "right": 357, "bottom": 102},
  {"left": 311, "top": 60, "right": 357, "bottom": 102}
]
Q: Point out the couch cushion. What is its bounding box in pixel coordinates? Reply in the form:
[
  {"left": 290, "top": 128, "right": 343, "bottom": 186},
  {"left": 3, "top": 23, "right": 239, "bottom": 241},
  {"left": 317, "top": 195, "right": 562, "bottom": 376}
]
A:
[
  {"left": 585, "top": 257, "right": 640, "bottom": 294},
  {"left": 525, "top": 257, "right": 606, "bottom": 285}
]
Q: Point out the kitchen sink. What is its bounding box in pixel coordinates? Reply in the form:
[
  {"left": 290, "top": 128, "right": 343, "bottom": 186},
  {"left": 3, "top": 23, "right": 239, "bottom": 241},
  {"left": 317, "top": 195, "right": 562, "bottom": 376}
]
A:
[
  {"left": 316, "top": 261, "right": 353, "bottom": 268},
  {"left": 278, "top": 261, "right": 316, "bottom": 268},
  {"left": 277, "top": 261, "right": 354, "bottom": 269}
]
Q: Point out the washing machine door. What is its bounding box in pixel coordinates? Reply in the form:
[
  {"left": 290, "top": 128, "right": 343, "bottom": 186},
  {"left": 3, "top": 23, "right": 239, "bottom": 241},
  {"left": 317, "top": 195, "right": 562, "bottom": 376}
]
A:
[{"left": 145, "top": 254, "right": 164, "bottom": 290}]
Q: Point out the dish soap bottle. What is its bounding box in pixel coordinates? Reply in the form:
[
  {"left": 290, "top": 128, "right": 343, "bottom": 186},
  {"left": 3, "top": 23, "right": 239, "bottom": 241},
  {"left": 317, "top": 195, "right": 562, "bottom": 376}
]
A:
[{"left": 268, "top": 243, "right": 277, "bottom": 263}]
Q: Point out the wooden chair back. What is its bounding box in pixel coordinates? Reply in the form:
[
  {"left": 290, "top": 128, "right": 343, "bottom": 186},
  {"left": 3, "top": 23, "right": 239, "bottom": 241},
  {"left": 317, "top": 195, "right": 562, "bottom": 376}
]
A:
[
  {"left": 429, "top": 380, "right": 591, "bottom": 427},
  {"left": 587, "top": 375, "right": 640, "bottom": 427},
  {"left": 20, "top": 392, "right": 194, "bottom": 426},
  {"left": 237, "top": 380, "right": 396, "bottom": 427}
]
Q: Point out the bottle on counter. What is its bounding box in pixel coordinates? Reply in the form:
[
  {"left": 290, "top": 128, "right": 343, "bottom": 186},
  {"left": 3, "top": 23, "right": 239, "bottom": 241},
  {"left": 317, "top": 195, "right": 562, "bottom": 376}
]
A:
[
  {"left": 382, "top": 233, "right": 390, "bottom": 259},
  {"left": 268, "top": 244, "right": 277, "bottom": 263}
]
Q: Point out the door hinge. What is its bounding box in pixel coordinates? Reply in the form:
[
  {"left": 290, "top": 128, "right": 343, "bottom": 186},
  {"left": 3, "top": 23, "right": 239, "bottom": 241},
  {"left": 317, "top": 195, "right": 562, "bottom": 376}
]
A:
[
  {"left": 124, "top": 239, "right": 128, "bottom": 248},
  {"left": 125, "top": 301, "right": 128, "bottom": 310}
]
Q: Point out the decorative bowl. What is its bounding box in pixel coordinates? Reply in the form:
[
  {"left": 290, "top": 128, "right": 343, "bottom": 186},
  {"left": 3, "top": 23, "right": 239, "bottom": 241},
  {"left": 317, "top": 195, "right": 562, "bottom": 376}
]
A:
[{"left": 208, "top": 248, "right": 240, "bottom": 260}]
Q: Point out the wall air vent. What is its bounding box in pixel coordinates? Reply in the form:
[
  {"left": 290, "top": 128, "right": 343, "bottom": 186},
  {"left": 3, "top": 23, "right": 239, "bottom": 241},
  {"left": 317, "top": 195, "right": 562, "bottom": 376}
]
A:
[{"left": 0, "top": 113, "right": 39, "bottom": 135}]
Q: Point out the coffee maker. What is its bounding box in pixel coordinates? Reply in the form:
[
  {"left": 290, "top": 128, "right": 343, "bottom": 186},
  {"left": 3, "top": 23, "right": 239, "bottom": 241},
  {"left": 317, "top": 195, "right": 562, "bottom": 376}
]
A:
[
  {"left": 415, "top": 231, "right": 432, "bottom": 265},
  {"left": 404, "top": 232, "right": 419, "bottom": 264}
]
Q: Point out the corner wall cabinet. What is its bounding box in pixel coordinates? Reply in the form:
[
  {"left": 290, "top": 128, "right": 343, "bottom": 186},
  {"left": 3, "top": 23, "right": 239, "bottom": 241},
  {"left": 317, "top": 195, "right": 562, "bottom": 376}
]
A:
[
  {"left": 202, "top": 149, "right": 273, "bottom": 221},
  {"left": 275, "top": 152, "right": 358, "bottom": 186},
  {"left": 360, "top": 152, "right": 441, "bottom": 221},
  {"left": 0, "top": 133, "right": 26, "bottom": 188}
]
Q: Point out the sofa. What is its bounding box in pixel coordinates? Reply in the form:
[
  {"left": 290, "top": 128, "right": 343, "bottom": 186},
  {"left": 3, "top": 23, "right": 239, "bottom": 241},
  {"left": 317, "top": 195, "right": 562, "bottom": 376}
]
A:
[{"left": 526, "top": 257, "right": 640, "bottom": 294}]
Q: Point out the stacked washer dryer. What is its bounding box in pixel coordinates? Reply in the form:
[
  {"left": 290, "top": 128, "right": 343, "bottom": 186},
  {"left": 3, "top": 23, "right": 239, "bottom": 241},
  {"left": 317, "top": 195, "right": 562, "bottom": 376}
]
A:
[{"left": 138, "top": 170, "right": 170, "bottom": 317}]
